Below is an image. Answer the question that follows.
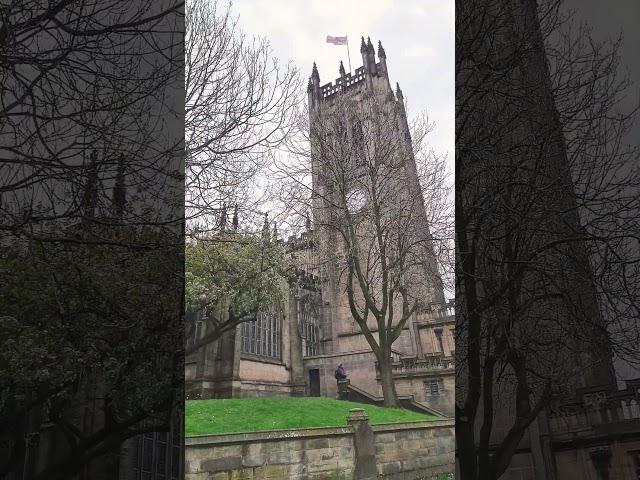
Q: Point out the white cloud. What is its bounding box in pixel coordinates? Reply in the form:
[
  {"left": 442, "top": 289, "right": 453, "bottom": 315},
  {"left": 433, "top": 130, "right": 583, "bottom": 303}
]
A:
[
  {"left": 232, "top": 0, "right": 455, "bottom": 173},
  {"left": 402, "top": 45, "right": 437, "bottom": 58}
]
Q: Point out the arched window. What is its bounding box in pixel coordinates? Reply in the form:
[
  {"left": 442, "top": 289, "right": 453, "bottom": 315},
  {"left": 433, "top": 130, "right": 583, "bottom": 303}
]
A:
[
  {"left": 131, "top": 413, "right": 183, "bottom": 480},
  {"left": 352, "top": 120, "right": 365, "bottom": 145},
  {"left": 185, "top": 307, "right": 205, "bottom": 349},
  {"left": 351, "top": 120, "right": 366, "bottom": 166},
  {"left": 300, "top": 296, "right": 321, "bottom": 357},
  {"left": 240, "top": 306, "right": 281, "bottom": 359}
]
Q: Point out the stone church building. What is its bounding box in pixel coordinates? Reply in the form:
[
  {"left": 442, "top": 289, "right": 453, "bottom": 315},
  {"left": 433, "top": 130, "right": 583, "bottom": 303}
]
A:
[{"left": 185, "top": 37, "right": 455, "bottom": 417}]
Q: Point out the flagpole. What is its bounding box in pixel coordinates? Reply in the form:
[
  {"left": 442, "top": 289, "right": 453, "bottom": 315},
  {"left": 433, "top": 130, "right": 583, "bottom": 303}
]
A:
[{"left": 346, "top": 37, "right": 352, "bottom": 74}]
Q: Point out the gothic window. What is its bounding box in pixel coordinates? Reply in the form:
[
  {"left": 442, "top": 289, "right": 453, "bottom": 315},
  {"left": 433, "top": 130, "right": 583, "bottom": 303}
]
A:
[
  {"left": 334, "top": 118, "right": 348, "bottom": 143},
  {"left": 185, "top": 308, "right": 205, "bottom": 349},
  {"left": 629, "top": 450, "right": 640, "bottom": 479},
  {"left": 141, "top": 433, "right": 153, "bottom": 479},
  {"left": 131, "top": 415, "right": 182, "bottom": 480},
  {"left": 240, "top": 307, "right": 281, "bottom": 359},
  {"left": 195, "top": 321, "right": 203, "bottom": 342},
  {"left": 351, "top": 121, "right": 366, "bottom": 166},
  {"left": 352, "top": 121, "right": 364, "bottom": 145},
  {"left": 434, "top": 328, "right": 444, "bottom": 353},
  {"left": 300, "top": 296, "right": 321, "bottom": 357}
]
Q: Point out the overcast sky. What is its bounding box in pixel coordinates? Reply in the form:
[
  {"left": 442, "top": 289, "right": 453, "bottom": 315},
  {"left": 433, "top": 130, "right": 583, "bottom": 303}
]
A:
[{"left": 233, "top": 0, "right": 455, "bottom": 174}]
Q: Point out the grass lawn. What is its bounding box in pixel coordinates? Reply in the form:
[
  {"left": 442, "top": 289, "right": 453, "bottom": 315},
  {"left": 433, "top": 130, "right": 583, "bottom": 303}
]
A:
[{"left": 185, "top": 397, "right": 440, "bottom": 436}]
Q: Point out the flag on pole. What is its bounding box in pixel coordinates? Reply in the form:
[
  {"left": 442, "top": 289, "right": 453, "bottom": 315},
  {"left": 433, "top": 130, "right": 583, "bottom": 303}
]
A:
[
  {"left": 326, "top": 35, "right": 352, "bottom": 73},
  {"left": 326, "top": 35, "right": 347, "bottom": 45}
]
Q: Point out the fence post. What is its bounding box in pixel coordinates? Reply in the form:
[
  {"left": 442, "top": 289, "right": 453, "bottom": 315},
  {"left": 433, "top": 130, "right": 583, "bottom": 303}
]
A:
[
  {"left": 347, "top": 408, "right": 378, "bottom": 480},
  {"left": 337, "top": 379, "right": 350, "bottom": 400}
]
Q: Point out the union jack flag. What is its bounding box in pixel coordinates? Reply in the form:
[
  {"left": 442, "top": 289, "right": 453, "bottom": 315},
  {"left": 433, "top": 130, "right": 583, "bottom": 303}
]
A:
[{"left": 326, "top": 35, "right": 347, "bottom": 45}]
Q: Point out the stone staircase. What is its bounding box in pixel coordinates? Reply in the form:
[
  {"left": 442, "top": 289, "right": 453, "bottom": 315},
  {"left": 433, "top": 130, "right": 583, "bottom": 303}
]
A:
[{"left": 337, "top": 379, "right": 449, "bottom": 418}]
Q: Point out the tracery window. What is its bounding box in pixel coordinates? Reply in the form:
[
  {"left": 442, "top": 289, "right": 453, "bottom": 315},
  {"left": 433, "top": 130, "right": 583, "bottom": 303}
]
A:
[
  {"left": 351, "top": 120, "right": 367, "bottom": 166},
  {"left": 131, "top": 414, "right": 182, "bottom": 480},
  {"left": 300, "top": 296, "right": 321, "bottom": 357},
  {"left": 240, "top": 307, "right": 281, "bottom": 359},
  {"left": 628, "top": 450, "right": 640, "bottom": 479},
  {"left": 185, "top": 308, "right": 204, "bottom": 349},
  {"left": 434, "top": 328, "right": 444, "bottom": 353}
]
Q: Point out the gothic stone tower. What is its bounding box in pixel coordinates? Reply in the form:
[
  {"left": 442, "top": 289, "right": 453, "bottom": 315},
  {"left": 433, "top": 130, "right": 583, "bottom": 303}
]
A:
[
  {"left": 184, "top": 39, "right": 454, "bottom": 415},
  {"left": 303, "top": 37, "right": 450, "bottom": 403}
]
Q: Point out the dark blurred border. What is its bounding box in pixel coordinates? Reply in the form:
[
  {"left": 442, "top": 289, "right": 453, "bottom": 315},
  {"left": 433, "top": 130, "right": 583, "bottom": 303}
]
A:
[
  {"left": 0, "top": 2, "right": 185, "bottom": 479},
  {"left": 455, "top": 0, "right": 640, "bottom": 478}
]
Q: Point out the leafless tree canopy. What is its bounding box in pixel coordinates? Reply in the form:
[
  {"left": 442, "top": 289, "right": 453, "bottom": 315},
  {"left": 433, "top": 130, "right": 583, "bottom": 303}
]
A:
[
  {"left": 185, "top": 0, "right": 302, "bottom": 235},
  {"left": 274, "top": 91, "right": 453, "bottom": 406},
  {"left": 1, "top": 0, "right": 184, "bottom": 236},
  {"left": 456, "top": 0, "right": 639, "bottom": 477},
  {"left": 182, "top": 0, "right": 303, "bottom": 364},
  {"left": 0, "top": 1, "right": 183, "bottom": 478}
]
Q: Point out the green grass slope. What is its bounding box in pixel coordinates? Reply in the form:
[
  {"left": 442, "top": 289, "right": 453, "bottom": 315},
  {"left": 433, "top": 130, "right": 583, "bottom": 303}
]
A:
[{"left": 185, "top": 397, "right": 440, "bottom": 436}]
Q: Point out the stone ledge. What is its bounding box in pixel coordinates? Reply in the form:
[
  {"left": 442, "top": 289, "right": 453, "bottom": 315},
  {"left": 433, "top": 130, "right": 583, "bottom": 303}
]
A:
[
  {"left": 238, "top": 380, "right": 293, "bottom": 388},
  {"left": 187, "top": 420, "right": 453, "bottom": 447},
  {"left": 240, "top": 355, "right": 287, "bottom": 366},
  {"left": 415, "top": 318, "right": 454, "bottom": 328},
  {"left": 390, "top": 368, "right": 455, "bottom": 379},
  {"left": 372, "top": 419, "right": 454, "bottom": 433},
  {"left": 302, "top": 349, "right": 374, "bottom": 360},
  {"left": 336, "top": 326, "right": 410, "bottom": 338},
  {"left": 186, "top": 426, "right": 354, "bottom": 446}
]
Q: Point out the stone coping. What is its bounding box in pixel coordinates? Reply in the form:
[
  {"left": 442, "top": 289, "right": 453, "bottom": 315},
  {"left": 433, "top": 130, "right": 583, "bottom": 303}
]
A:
[
  {"left": 303, "top": 349, "right": 375, "bottom": 360},
  {"left": 336, "top": 326, "right": 410, "bottom": 338},
  {"left": 372, "top": 418, "right": 454, "bottom": 433},
  {"left": 390, "top": 368, "right": 455, "bottom": 378},
  {"left": 186, "top": 425, "right": 354, "bottom": 446},
  {"left": 238, "top": 380, "right": 292, "bottom": 387},
  {"left": 240, "top": 354, "right": 287, "bottom": 366},
  {"left": 185, "top": 418, "right": 454, "bottom": 446},
  {"left": 416, "top": 318, "right": 454, "bottom": 328}
]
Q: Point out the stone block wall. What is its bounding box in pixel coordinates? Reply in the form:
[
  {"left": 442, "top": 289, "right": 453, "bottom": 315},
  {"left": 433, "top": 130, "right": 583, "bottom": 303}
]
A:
[
  {"left": 394, "top": 375, "right": 455, "bottom": 416},
  {"left": 185, "top": 414, "right": 454, "bottom": 480},
  {"left": 186, "top": 427, "right": 355, "bottom": 480},
  {"left": 373, "top": 421, "right": 455, "bottom": 479}
]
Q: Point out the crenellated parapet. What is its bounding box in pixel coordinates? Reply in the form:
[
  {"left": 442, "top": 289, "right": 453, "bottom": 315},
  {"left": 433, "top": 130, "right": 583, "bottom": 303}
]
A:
[
  {"left": 320, "top": 66, "right": 367, "bottom": 100},
  {"left": 285, "top": 229, "right": 315, "bottom": 252},
  {"left": 309, "top": 37, "right": 392, "bottom": 105}
]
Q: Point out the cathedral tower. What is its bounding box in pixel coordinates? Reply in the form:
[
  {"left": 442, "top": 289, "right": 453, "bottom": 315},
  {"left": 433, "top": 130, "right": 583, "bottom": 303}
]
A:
[
  {"left": 186, "top": 39, "right": 454, "bottom": 415},
  {"left": 304, "top": 38, "right": 450, "bottom": 403}
]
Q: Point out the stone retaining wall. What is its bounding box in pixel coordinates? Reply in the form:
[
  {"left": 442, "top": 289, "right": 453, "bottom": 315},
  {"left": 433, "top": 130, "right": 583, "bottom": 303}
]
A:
[
  {"left": 373, "top": 421, "right": 455, "bottom": 479},
  {"left": 185, "top": 411, "right": 454, "bottom": 480}
]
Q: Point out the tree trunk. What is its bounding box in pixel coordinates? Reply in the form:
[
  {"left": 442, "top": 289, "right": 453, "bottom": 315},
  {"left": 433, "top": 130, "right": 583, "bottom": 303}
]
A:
[
  {"left": 378, "top": 354, "right": 400, "bottom": 408},
  {"left": 456, "top": 414, "right": 479, "bottom": 480}
]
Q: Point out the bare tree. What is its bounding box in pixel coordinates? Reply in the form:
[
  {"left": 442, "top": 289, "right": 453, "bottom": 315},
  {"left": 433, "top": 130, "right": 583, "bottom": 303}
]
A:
[
  {"left": 183, "top": 0, "right": 304, "bottom": 364},
  {"left": 456, "top": 0, "right": 640, "bottom": 478},
  {"left": 277, "top": 90, "right": 453, "bottom": 407},
  {"left": 185, "top": 0, "right": 302, "bottom": 234},
  {"left": 0, "top": 1, "right": 183, "bottom": 478},
  {"left": 0, "top": 0, "right": 183, "bottom": 236}
]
